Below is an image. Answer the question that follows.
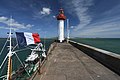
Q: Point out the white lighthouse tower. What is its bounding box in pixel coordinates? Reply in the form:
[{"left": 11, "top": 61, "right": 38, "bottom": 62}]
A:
[{"left": 57, "top": 8, "right": 66, "bottom": 42}]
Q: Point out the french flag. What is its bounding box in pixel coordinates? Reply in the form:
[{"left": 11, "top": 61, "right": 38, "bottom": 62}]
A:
[{"left": 16, "top": 32, "right": 41, "bottom": 47}]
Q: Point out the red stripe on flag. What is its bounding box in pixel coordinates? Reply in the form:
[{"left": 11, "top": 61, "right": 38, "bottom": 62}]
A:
[{"left": 32, "top": 33, "right": 41, "bottom": 43}]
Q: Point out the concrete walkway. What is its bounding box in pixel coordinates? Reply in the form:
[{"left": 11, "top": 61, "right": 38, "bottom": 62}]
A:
[{"left": 34, "top": 42, "right": 120, "bottom": 80}]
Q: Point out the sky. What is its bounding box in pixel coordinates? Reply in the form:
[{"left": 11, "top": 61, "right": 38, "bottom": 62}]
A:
[{"left": 0, "top": 0, "right": 120, "bottom": 38}]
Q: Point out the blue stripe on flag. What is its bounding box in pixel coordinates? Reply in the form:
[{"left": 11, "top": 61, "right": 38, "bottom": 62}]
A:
[{"left": 16, "top": 32, "right": 27, "bottom": 47}]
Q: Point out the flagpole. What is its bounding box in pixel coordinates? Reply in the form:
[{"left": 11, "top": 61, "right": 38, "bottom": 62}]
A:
[{"left": 7, "top": 16, "right": 12, "bottom": 80}]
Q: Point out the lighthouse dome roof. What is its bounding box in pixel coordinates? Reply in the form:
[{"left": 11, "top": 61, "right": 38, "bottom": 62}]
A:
[{"left": 57, "top": 8, "right": 66, "bottom": 20}]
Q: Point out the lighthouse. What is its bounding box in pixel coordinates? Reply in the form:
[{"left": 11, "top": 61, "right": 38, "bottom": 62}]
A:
[{"left": 57, "top": 8, "right": 66, "bottom": 42}]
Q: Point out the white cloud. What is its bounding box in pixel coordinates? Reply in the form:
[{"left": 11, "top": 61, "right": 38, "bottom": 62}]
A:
[
  {"left": 0, "top": 26, "right": 18, "bottom": 30},
  {"left": 33, "top": 7, "right": 51, "bottom": 19},
  {"left": 40, "top": 7, "right": 51, "bottom": 15},
  {"left": 53, "top": 16, "right": 56, "bottom": 18},
  {"left": 76, "top": 7, "right": 120, "bottom": 37},
  {"left": 72, "top": 0, "right": 94, "bottom": 31},
  {"left": 60, "top": 0, "right": 94, "bottom": 31},
  {"left": 0, "top": 16, "right": 8, "bottom": 21},
  {"left": 75, "top": 19, "right": 120, "bottom": 38},
  {"left": 0, "top": 16, "right": 33, "bottom": 30}
]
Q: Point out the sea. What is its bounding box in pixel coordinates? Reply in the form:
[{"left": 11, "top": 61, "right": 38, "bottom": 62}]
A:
[
  {"left": 71, "top": 38, "right": 120, "bottom": 54},
  {"left": 0, "top": 38, "right": 120, "bottom": 78}
]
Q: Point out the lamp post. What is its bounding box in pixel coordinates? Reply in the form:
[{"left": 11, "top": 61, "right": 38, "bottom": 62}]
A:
[
  {"left": 67, "top": 19, "right": 70, "bottom": 43},
  {"left": 67, "top": 24, "right": 75, "bottom": 43}
]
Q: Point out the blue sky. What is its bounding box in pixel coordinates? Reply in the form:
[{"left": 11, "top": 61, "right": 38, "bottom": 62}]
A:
[{"left": 0, "top": 0, "right": 120, "bottom": 38}]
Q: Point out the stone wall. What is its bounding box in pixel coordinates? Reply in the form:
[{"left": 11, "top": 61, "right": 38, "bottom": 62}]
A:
[{"left": 69, "top": 40, "right": 120, "bottom": 75}]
